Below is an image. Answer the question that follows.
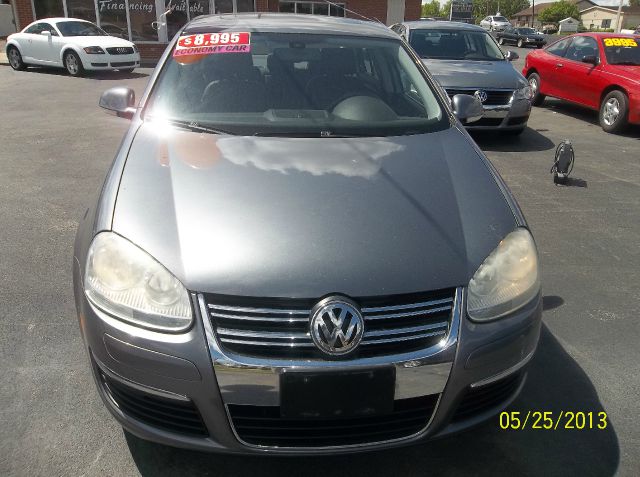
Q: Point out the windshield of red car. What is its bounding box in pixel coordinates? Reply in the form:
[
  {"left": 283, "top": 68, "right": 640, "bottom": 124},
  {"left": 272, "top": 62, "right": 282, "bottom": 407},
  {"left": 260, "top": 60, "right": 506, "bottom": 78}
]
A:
[
  {"left": 57, "top": 21, "right": 107, "bottom": 37},
  {"left": 409, "top": 29, "right": 505, "bottom": 61},
  {"left": 602, "top": 37, "right": 640, "bottom": 65}
]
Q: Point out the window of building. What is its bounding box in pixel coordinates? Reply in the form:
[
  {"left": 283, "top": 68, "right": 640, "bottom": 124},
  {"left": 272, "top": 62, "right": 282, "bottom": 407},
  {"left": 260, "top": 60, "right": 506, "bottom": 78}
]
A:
[
  {"left": 128, "top": 0, "right": 157, "bottom": 41},
  {"left": 31, "top": 0, "right": 256, "bottom": 43},
  {"left": 66, "top": 0, "right": 96, "bottom": 22},
  {"left": 278, "top": 1, "right": 345, "bottom": 16},
  {"left": 33, "top": 0, "right": 65, "bottom": 18},
  {"left": 601, "top": 19, "right": 611, "bottom": 28}
]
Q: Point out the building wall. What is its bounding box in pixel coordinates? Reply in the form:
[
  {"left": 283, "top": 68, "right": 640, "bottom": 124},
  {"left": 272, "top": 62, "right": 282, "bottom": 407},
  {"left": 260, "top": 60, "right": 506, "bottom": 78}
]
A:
[
  {"left": 581, "top": 8, "right": 619, "bottom": 30},
  {"left": 11, "top": 0, "right": 422, "bottom": 59}
]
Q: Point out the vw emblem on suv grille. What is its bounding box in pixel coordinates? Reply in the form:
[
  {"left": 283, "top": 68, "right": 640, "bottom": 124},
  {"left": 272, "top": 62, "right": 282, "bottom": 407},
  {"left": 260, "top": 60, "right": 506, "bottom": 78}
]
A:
[
  {"left": 474, "top": 90, "right": 488, "bottom": 103},
  {"left": 310, "top": 298, "right": 364, "bottom": 356}
]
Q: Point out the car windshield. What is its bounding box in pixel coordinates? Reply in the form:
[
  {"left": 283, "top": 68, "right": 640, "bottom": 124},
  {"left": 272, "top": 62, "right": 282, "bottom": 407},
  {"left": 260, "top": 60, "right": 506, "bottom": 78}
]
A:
[
  {"left": 494, "top": 17, "right": 509, "bottom": 22},
  {"left": 518, "top": 28, "right": 536, "bottom": 34},
  {"left": 57, "top": 21, "right": 106, "bottom": 37},
  {"left": 602, "top": 38, "right": 640, "bottom": 65},
  {"left": 409, "top": 29, "right": 505, "bottom": 61},
  {"left": 146, "top": 32, "right": 447, "bottom": 137}
]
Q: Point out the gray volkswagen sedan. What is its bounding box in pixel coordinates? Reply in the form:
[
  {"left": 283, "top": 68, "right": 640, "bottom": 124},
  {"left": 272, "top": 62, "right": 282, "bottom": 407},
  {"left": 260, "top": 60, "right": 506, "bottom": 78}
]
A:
[
  {"left": 73, "top": 13, "right": 542, "bottom": 454},
  {"left": 392, "top": 21, "right": 532, "bottom": 134}
]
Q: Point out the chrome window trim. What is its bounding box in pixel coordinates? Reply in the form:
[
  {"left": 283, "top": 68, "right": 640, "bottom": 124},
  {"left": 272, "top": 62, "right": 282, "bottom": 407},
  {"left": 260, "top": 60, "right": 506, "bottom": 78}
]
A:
[{"left": 470, "top": 348, "right": 535, "bottom": 389}]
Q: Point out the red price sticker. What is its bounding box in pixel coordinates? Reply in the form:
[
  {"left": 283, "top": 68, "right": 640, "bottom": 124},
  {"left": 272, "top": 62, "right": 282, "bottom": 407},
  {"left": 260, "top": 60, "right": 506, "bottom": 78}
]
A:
[{"left": 173, "top": 32, "right": 251, "bottom": 58}]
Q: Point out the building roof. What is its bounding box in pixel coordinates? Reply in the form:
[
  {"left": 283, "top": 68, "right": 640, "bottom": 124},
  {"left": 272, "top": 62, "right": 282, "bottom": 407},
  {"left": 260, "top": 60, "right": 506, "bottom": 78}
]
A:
[
  {"left": 579, "top": 5, "right": 640, "bottom": 15},
  {"left": 184, "top": 13, "right": 398, "bottom": 39},
  {"left": 512, "top": 0, "right": 595, "bottom": 18}
]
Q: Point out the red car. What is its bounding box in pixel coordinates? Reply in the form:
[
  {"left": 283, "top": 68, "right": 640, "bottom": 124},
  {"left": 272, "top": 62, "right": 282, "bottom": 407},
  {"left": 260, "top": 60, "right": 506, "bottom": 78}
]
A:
[{"left": 523, "top": 33, "right": 640, "bottom": 133}]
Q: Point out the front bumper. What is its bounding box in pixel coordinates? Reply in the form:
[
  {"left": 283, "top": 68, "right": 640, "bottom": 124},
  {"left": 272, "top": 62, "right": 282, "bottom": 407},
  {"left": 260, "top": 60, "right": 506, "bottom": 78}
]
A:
[
  {"left": 466, "top": 98, "right": 531, "bottom": 131},
  {"left": 75, "top": 269, "right": 542, "bottom": 454},
  {"left": 82, "top": 52, "right": 141, "bottom": 70}
]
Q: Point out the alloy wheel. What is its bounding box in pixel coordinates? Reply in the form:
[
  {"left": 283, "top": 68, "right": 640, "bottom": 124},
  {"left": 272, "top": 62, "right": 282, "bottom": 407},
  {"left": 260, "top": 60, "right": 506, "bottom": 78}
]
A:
[
  {"left": 66, "top": 54, "right": 78, "bottom": 75},
  {"left": 602, "top": 98, "right": 620, "bottom": 126},
  {"left": 529, "top": 76, "right": 538, "bottom": 96},
  {"left": 9, "top": 49, "right": 21, "bottom": 69}
]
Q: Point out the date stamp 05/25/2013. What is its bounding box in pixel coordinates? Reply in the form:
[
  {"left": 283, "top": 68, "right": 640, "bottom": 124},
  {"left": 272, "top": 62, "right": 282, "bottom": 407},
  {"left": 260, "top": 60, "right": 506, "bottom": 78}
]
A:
[{"left": 499, "top": 411, "right": 609, "bottom": 431}]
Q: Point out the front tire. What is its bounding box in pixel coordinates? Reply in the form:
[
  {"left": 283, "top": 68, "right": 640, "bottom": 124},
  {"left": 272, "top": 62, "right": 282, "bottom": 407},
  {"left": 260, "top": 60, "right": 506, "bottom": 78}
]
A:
[
  {"left": 64, "top": 51, "right": 84, "bottom": 77},
  {"left": 599, "top": 90, "right": 629, "bottom": 134},
  {"left": 7, "top": 46, "right": 26, "bottom": 71},
  {"left": 528, "top": 72, "right": 546, "bottom": 106}
]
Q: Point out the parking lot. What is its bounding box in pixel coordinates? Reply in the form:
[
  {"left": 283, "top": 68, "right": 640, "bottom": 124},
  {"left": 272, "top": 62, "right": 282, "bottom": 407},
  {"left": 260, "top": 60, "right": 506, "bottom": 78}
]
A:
[{"left": 1, "top": 43, "right": 639, "bottom": 476}]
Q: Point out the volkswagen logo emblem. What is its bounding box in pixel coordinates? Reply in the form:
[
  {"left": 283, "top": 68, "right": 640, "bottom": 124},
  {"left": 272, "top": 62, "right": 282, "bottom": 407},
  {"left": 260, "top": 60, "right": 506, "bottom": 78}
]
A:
[
  {"left": 474, "top": 90, "right": 488, "bottom": 103},
  {"left": 310, "top": 298, "right": 364, "bottom": 356}
]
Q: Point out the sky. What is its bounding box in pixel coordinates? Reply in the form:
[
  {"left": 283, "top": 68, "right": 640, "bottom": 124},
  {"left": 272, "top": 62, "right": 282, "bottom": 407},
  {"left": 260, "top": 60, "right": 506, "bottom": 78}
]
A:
[{"left": 422, "top": 0, "right": 629, "bottom": 8}]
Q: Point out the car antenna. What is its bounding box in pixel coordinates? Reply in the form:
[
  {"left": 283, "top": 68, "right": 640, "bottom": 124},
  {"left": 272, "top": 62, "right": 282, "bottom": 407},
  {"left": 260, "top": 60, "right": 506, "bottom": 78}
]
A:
[{"left": 322, "top": 0, "right": 384, "bottom": 25}]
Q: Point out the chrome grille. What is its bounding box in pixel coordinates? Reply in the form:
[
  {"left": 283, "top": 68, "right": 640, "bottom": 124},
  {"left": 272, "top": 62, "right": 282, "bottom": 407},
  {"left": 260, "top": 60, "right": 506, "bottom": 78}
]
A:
[
  {"left": 446, "top": 88, "right": 514, "bottom": 106},
  {"left": 205, "top": 289, "right": 455, "bottom": 359},
  {"left": 106, "top": 47, "right": 134, "bottom": 55}
]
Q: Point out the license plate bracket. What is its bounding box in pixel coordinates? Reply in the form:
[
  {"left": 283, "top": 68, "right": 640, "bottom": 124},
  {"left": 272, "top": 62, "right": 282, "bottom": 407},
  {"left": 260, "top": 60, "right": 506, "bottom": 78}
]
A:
[{"left": 280, "top": 368, "right": 395, "bottom": 419}]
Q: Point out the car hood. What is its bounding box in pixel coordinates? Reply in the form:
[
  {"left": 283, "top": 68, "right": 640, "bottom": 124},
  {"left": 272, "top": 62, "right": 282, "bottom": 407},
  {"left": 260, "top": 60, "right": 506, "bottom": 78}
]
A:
[
  {"left": 112, "top": 123, "right": 517, "bottom": 297},
  {"left": 423, "top": 59, "right": 527, "bottom": 90},
  {"left": 64, "top": 35, "right": 134, "bottom": 48}
]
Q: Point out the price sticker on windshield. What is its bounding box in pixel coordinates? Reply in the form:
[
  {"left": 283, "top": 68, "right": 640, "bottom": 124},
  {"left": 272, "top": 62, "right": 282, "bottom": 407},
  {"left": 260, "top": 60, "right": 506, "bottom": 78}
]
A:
[
  {"left": 603, "top": 38, "right": 637, "bottom": 47},
  {"left": 173, "top": 32, "right": 251, "bottom": 58}
]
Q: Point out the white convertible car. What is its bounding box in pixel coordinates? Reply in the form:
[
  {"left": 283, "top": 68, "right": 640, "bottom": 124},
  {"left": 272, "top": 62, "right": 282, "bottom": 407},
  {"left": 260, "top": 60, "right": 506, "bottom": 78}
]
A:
[{"left": 6, "top": 18, "right": 140, "bottom": 76}]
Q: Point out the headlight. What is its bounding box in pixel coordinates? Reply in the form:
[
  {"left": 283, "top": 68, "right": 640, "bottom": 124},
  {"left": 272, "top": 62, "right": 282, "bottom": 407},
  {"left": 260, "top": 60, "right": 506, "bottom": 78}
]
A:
[
  {"left": 84, "top": 232, "right": 192, "bottom": 332},
  {"left": 513, "top": 85, "right": 533, "bottom": 101},
  {"left": 467, "top": 228, "right": 540, "bottom": 321},
  {"left": 83, "top": 46, "right": 105, "bottom": 54},
  {"left": 132, "top": 44, "right": 139, "bottom": 53}
]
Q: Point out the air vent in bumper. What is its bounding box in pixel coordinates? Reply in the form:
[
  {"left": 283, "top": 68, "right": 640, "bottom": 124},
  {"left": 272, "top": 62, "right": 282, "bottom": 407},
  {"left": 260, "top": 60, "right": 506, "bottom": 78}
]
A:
[
  {"left": 228, "top": 395, "right": 439, "bottom": 447},
  {"left": 452, "top": 372, "right": 524, "bottom": 422},
  {"left": 100, "top": 371, "right": 208, "bottom": 437}
]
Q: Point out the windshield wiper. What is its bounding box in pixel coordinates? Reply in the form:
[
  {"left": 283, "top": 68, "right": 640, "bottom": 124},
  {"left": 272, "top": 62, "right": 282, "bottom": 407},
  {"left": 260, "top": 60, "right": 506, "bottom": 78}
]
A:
[{"left": 148, "top": 118, "right": 235, "bottom": 135}]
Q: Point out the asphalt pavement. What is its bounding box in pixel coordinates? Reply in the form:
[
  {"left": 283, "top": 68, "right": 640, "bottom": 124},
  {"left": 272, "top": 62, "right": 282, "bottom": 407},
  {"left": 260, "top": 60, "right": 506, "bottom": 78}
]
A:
[{"left": 1, "top": 50, "right": 639, "bottom": 476}]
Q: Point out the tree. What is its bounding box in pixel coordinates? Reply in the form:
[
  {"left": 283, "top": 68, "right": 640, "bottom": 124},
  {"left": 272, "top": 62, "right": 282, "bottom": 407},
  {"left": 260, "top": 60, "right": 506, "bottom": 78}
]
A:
[
  {"left": 538, "top": 0, "right": 581, "bottom": 24},
  {"left": 422, "top": 0, "right": 441, "bottom": 17},
  {"left": 440, "top": 1, "right": 452, "bottom": 19},
  {"left": 629, "top": 0, "right": 640, "bottom": 7}
]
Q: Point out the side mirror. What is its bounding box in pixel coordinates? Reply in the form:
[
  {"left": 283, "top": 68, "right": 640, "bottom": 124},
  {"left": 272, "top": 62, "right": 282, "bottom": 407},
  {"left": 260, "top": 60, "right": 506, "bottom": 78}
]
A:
[
  {"left": 151, "top": 21, "right": 159, "bottom": 31},
  {"left": 452, "top": 94, "right": 484, "bottom": 125},
  {"left": 99, "top": 87, "right": 136, "bottom": 119},
  {"left": 581, "top": 55, "right": 598, "bottom": 65},
  {"left": 505, "top": 50, "right": 519, "bottom": 61},
  {"left": 40, "top": 31, "right": 51, "bottom": 37}
]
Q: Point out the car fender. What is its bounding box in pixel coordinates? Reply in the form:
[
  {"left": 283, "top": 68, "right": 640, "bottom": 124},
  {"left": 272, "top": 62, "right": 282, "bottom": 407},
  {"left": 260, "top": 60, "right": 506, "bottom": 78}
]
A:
[
  {"left": 59, "top": 44, "right": 87, "bottom": 65},
  {"left": 5, "top": 37, "right": 25, "bottom": 56}
]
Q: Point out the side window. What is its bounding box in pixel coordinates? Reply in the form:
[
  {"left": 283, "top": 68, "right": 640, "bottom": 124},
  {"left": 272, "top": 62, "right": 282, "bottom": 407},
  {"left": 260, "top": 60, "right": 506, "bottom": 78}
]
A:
[
  {"left": 546, "top": 38, "right": 572, "bottom": 57},
  {"left": 25, "top": 23, "right": 44, "bottom": 34},
  {"left": 564, "top": 36, "right": 598, "bottom": 62}
]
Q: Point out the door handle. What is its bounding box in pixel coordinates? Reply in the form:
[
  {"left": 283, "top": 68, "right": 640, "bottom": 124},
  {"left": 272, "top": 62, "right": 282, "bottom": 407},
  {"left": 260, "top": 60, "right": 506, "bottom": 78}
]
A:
[{"left": 556, "top": 63, "right": 563, "bottom": 67}]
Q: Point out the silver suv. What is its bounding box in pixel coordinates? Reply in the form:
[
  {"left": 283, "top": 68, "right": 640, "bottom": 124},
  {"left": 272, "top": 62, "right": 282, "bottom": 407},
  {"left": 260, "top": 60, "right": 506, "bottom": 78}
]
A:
[
  {"left": 74, "top": 13, "right": 542, "bottom": 454},
  {"left": 393, "top": 21, "right": 532, "bottom": 134}
]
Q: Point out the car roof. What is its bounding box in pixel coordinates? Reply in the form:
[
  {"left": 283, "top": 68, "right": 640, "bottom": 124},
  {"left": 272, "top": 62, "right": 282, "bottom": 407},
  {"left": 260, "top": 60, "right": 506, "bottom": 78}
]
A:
[
  {"left": 401, "top": 20, "right": 486, "bottom": 32},
  {"left": 32, "top": 17, "right": 91, "bottom": 24},
  {"left": 184, "top": 13, "right": 398, "bottom": 39}
]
